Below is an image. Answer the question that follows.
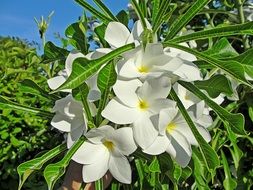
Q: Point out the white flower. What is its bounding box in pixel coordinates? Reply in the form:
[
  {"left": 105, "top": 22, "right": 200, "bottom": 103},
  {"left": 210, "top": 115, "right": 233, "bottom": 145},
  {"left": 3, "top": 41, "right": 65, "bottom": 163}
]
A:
[
  {"left": 71, "top": 125, "right": 137, "bottom": 184},
  {"left": 47, "top": 49, "right": 110, "bottom": 102},
  {"left": 173, "top": 83, "right": 201, "bottom": 109},
  {"left": 51, "top": 94, "right": 87, "bottom": 148},
  {"left": 144, "top": 101, "right": 211, "bottom": 167},
  {"left": 117, "top": 43, "right": 172, "bottom": 80},
  {"left": 102, "top": 76, "right": 173, "bottom": 149}
]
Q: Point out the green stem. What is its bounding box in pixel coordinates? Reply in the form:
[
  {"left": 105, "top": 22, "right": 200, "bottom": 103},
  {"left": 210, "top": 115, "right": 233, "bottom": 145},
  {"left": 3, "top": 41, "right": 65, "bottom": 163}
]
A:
[
  {"left": 236, "top": 0, "right": 250, "bottom": 49},
  {"left": 95, "top": 178, "right": 104, "bottom": 190}
]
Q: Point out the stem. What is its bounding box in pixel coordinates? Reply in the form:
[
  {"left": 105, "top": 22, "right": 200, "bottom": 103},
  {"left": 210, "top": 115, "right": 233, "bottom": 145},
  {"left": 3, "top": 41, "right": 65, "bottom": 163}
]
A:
[
  {"left": 236, "top": 0, "right": 250, "bottom": 49},
  {"left": 95, "top": 178, "right": 104, "bottom": 190}
]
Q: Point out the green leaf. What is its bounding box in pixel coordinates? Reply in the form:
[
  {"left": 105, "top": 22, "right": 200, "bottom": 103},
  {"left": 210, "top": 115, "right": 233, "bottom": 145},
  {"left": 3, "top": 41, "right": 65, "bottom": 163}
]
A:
[
  {"left": 94, "top": 24, "right": 109, "bottom": 48},
  {"left": 194, "top": 75, "right": 233, "bottom": 98},
  {"left": 231, "top": 48, "right": 253, "bottom": 78},
  {"left": 44, "top": 137, "right": 85, "bottom": 190},
  {"left": 165, "top": 0, "right": 210, "bottom": 40},
  {"left": 179, "top": 81, "right": 246, "bottom": 135},
  {"left": 42, "top": 41, "right": 69, "bottom": 63},
  {"left": 116, "top": 10, "right": 129, "bottom": 26},
  {"left": 203, "top": 38, "right": 239, "bottom": 59},
  {"left": 149, "top": 156, "right": 161, "bottom": 173},
  {"left": 17, "top": 144, "right": 67, "bottom": 190},
  {"left": 169, "top": 22, "right": 253, "bottom": 43},
  {"left": 55, "top": 43, "right": 135, "bottom": 92},
  {"left": 74, "top": 0, "right": 113, "bottom": 23},
  {"left": 96, "top": 61, "right": 117, "bottom": 125},
  {"left": 20, "top": 79, "right": 59, "bottom": 101},
  {"left": 221, "top": 150, "right": 237, "bottom": 190},
  {"left": 93, "top": 0, "right": 118, "bottom": 21},
  {"left": 164, "top": 42, "right": 251, "bottom": 87},
  {"left": 0, "top": 95, "right": 54, "bottom": 118},
  {"left": 65, "top": 22, "right": 89, "bottom": 54},
  {"left": 169, "top": 88, "right": 220, "bottom": 173},
  {"left": 135, "top": 158, "right": 145, "bottom": 189},
  {"left": 131, "top": 0, "right": 147, "bottom": 30},
  {"left": 249, "top": 106, "right": 253, "bottom": 122},
  {"left": 192, "top": 149, "right": 211, "bottom": 190},
  {"left": 151, "top": 0, "right": 161, "bottom": 24}
]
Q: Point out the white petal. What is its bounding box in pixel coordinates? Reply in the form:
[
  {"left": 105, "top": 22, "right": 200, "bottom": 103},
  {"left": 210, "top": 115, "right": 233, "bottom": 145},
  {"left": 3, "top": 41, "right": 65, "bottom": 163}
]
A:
[
  {"left": 197, "top": 126, "right": 211, "bottom": 143},
  {"left": 174, "top": 124, "right": 197, "bottom": 146},
  {"left": 174, "top": 61, "right": 202, "bottom": 81},
  {"left": 67, "top": 125, "right": 84, "bottom": 149},
  {"left": 86, "top": 74, "right": 101, "bottom": 102},
  {"left": 105, "top": 22, "right": 130, "bottom": 48},
  {"left": 131, "top": 19, "right": 154, "bottom": 42},
  {"left": 109, "top": 155, "right": 132, "bottom": 184},
  {"left": 166, "top": 131, "right": 192, "bottom": 167},
  {"left": 102, "top": 98, "right": 139, "bottom": 124},
  {"left": 137, "top": 76, "right": 171, "bottom": 101},
  {"left": 111, "top": 127, "right": 137, "bottom": 155},
  {"left": 88, "top": 48, "right": 112, "bottom": 59},
  {"left": 113, "top": 79, "right": 142, "bottom": 107},
  {"left": 118, "top": 58, "right": 141, "bottom": 79},
  {"left": 72, "top": 142, "right": 108, "bottom": 164},
  {"left": 65, "top": 50, "right": 85, "bottom": 75},
  {"left": 133, "top": 116, "right": 158, "bottom": 149},
  {"left": 82, "top": 151, "right": 109, "bottom": 183},
  {"left": 149, "top": 99, "right": 177, "bottom": 114},
  {"left": 47, "top": 76, "right": 66, "bottom": 90},
  {"left": 143, "top": 136, "right": 169, "bottom": 155},
  {"left": 158, "top": 107, "right": 178, "bottom": 135},
  {"left": 156, "top": 57, "right": 183, "bottom": 72},
  {"left": 86, "top": 125, "right": 114, "bottom": 144},
  {"left": 51, "top": 113, "right": 72, "bottom": 132}
]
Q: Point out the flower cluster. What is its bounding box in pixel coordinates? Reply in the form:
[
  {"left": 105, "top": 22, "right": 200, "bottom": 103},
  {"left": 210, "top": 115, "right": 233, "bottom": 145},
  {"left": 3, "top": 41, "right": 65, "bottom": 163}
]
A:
[{"left": 48, "top": 21, "right": 221, "bottom": 184}]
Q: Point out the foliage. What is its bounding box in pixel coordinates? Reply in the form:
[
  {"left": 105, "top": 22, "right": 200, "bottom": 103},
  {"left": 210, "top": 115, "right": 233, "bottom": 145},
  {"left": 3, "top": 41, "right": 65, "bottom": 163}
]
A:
[
  {"left": 1, "top": 0, "right": 253, "bottom": 190},
  {"left": 0, "top": 37, "right": 62, "bottom": 190}
]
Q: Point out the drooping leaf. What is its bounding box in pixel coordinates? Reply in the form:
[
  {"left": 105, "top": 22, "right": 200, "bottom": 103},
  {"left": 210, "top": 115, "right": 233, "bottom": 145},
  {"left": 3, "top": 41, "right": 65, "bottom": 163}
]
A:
[
  {"left": 221, "top": 150, "right": 237, "bottom": 190},
  {"left": 116, "top": 10, "right": 129, "bottom": 26},
  {"left": 42, "top": 41, "right": 69, "bottom": 63},
  {"left": 164, "top": 42, "right": 251, "bottom": 87},
  {"left": 169, "top": 22, "right": 253, "bottom": 43},
  {"left": 149, "top": 156, "right": 161, "bottom": 173},
  {"left": 179, "top": 81, "right": 246, "bottom": 135},
  {"left": 17, "top": 144, "right": 67, "bottom": 190},
  {"left": 20, "top": 79, "right": 59, "bottom": 101},
  {"left": 44, "top": 137, "right": 85, "bottom": 190},
  {"left": 169, "top": 88, "right": 220, "bottom": 173},
  {"left": 94, "top": 24, "right": 109, "bottom": 48},
  {"left": 165, "top": 0, "right": 210, "bottom": 40},
  {"left": 203, "top": 38, "right": 239, "bottom": 59},
  {"left": 54, "top": 43, "right": 135, "bottom": 92},
  {"left": 194, "top": 75, "right": 233, "bottom": 98},
  {"left": 0, "top": 95, "right": 54, "bottom": 118},
  {"left": 65, "top": 22, "right": 89, "bottom": 53}
]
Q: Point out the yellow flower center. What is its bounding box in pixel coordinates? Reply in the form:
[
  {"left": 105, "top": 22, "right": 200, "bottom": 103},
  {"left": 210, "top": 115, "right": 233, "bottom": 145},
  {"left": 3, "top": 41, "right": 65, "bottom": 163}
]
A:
[
  {"left": 103, "top": 140, "right": 114, "bottom": 151},
  {"left": 138, "top": 65, "right": 149, "bottom": 73},
  {"left": 166, "top": 122, "right": 177, "bottom": 134},
  {"left": 138, "top": 100, "right": 149, "bottom": 110}
]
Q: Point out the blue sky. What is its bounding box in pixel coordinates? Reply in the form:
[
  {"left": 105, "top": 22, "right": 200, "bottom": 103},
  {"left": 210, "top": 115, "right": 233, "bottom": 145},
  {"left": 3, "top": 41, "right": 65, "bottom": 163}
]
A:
[{"left": 0, "top": 0, "right": 128, "bottom": 47}]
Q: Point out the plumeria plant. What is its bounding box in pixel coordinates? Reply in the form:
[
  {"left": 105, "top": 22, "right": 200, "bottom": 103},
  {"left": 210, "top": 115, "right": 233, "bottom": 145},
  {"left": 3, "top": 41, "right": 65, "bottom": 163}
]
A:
[{"left": 1, "top": 0, "right": 253, "bottom": 189}]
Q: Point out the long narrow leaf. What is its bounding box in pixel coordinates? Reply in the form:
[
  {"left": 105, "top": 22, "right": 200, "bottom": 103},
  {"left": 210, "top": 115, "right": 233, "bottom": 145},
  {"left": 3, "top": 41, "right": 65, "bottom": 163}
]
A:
[
  {"left": 165, "top": 0, "right": 210, "bottom": 40},
  {"left": 0, "top": 95, "right": 54, "bottom": 118},
  {"left": 17, "top": 144, "right": 67, "bottom": 190},
  {"left": 169, "top": 22, "right": 253, "bottom": 43},
  {"left": 92, "top": 0, "right": 118, "bottom": 21},
  {"left": 178, "top": 81, "right": 246, "bottom": 135},
  {"left": 54, "top": 43, "right": 135, "bottom": 92},
  {"left": 163, "top": 42, "right": 251, "bottom": 87},
  {"left": 169, "top": 88, "right": 220, "bottom": 173},
  {"left": 44, "top": 137, "right": 85, "bottom": 190},
  {"left": 131, "top": 0, "right": 147, "bottom": 30},
  {"left": 74, "top": 0, "right": 113, "bottom": 23}
]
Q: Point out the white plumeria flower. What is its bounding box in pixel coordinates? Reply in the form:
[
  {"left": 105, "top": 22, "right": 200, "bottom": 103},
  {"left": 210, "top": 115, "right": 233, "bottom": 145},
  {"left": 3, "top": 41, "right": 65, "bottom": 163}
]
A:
[
  {"left": 71, "top": 125, "right": 137, "bottom": 184},
  {"left": 47, "top": 49, "right": 110, "bottom": 102},
  {"left": 102, "top": 76, "right": 174, "bottom": 149},
  {"left": 104, "top": 20, "right": 155, "bottom": 49},
  {"left": 117, "top": 43, "right": 172, "bottom": 80},
  {"left": 144, "top": 102, "right": 211, "bottom": 167},
  {"left": 173, "top": 83, "right": 201, "bottom": 109},
  {"left": 51, "top": 94, "right": 87, "bottom": 148}
]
